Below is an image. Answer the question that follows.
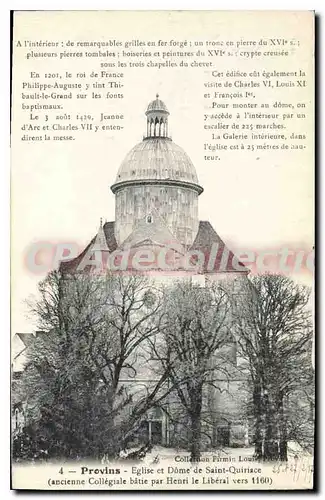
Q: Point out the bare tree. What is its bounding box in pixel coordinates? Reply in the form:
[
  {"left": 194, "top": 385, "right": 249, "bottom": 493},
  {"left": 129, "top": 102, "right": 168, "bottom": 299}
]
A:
[
  {"left": 149, "top": 280, "right": 233, "bottom": 462},
  {"left": 233, "top": 274, "right": 313, "bottom": 462},
  {"left": 18, "top": 270, "right": 165, "bottom": 459}
]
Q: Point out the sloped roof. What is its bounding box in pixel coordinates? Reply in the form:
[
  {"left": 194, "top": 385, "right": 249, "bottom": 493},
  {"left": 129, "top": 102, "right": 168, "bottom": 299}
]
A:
[
  {"left": 119, "top": 211, "right": 182, "bottom": 252},
  {"left": 59, "top": 219, "right": 248, "bottom": 275}
]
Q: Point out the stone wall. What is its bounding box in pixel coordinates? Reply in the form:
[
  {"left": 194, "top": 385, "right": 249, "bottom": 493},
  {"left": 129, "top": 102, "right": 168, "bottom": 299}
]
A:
[{"left": 114, "top": 184, "right": 199, "bottom": 246}]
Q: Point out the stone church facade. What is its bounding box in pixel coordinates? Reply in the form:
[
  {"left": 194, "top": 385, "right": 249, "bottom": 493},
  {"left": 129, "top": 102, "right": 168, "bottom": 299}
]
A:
[{"left": 13, "top": 95, "right": 251, "bottom": 450}]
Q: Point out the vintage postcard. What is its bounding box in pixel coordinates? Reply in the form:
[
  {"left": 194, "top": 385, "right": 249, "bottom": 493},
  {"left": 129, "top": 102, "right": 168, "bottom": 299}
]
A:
[{"left": 11, "top": 10, "right": 315, "bottom": 490}]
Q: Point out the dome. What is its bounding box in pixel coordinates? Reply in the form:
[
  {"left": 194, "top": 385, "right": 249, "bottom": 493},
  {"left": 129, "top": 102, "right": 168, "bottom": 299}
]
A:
[
  {"left": 112, "top": 138, "right": 202, "bottom": 191},
  {"left": 146, "top": 94, "right": 169, "bottom": 115}
]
